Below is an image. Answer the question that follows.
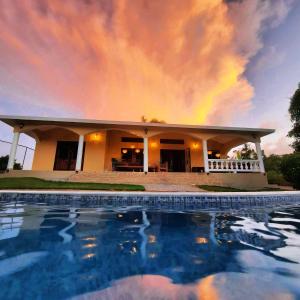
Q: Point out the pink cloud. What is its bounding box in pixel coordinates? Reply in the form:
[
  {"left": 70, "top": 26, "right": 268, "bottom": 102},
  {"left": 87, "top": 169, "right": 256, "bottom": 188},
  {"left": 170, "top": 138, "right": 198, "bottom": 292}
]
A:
[
  {"left": 0, "top": 0, "right": 294, "bottom": 125},
  {"left": 262, "top": 135, "right": 293, "bottom": 155}
]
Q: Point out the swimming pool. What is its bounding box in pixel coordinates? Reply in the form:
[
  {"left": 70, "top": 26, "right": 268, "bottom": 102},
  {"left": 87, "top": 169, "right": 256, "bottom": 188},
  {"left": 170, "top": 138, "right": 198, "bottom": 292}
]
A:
[{"left": 0, "top": 195, "right": 300, "bottom": 299}]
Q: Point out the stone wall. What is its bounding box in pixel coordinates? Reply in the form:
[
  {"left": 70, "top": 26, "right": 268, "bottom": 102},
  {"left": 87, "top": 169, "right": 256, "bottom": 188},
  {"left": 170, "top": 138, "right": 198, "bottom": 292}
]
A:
[
  {"left": 69, "top": 172, "right": 268, "bottom": 189},
  {"left": 1, "top": 170, "right": 268, "bottom": 189}
]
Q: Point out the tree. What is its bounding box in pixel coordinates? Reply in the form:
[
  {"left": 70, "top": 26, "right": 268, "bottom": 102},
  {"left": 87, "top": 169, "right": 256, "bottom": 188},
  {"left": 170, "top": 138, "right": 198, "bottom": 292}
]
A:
[
  {"left": 0, "top": 155, "right": 22, "bottom": 171},
  {"left": 149, "top": 118, "right": 166, "bottom": 124},
  {"left": 141, "top": 116, "right": 166, "bottom": 124},
  {"left": 234, "top": 143, "right": 258, "bottom": 160},
  {"left": 264, "top": 154, "right": 283, "bottom": 172},
  {"left": 280, "top": 153, "right": 300, "bottom": 189},
  {"left": 288, "top": 83, "right": 300, "bottom": 152},
  {"left": 141, "top": 115, "right": 147, "bottom": 123},
  {"left": 264, "top": 154, "right": 290, "bottom": 186}
]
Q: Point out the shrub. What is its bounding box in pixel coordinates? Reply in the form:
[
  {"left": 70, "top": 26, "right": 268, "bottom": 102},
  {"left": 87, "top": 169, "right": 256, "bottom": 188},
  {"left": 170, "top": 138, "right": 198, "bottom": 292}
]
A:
[
  {"left": 280, "top": 153, "right": 300, "bottom": 189},
  {"left": 264, "top": 155, "right": 283, "bottom": 173},
  {"left": 267, "top": 170, "right": 289, "bottom": 186},
  {"left": 0, "top": 155, "right": 22, "bottom": 171},
  {"left": 0, "top": 155, "right": 8, "bottom": 171}
]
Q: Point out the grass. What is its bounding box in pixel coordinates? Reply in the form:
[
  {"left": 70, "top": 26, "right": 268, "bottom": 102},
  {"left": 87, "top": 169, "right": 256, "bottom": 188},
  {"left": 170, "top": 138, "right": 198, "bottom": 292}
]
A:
[
  {"left": 0, "top": 177, "right": 145, "bottom": 191},
  {"left": 198, "top": 185, "right": 285, "bottom": 192}
]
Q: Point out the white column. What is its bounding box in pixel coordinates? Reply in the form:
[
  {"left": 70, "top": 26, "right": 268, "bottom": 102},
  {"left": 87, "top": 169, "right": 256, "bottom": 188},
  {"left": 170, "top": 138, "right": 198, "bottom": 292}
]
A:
[
  {"left": 75, "top": 135, "right": 84, "bottom": 172},
  {"left": 143, "top": 137, "right": 148, "bottom": 173},
  {"left": 255, "top": 141, "right": 265, "bottom": 173},
  {"left": 7, "top": 131, "right": 20, "bottom": 170},
  {"left": 202, "top": 139, "right": 209, "bottom": 173}
]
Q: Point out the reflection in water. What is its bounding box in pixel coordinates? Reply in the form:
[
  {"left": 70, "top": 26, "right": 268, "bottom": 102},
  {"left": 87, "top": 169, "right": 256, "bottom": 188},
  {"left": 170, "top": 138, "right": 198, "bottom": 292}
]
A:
[
  {"left": 72, "top": 272, "right": 293, "bottom": 300},
  {"left": 197, "top": 275, "right": 219, "bottom": 300},
  {"left": 58, "top": 208, "right": 78, "bottom": 244},
  {"left": 0, "top": 200, "right": 299, "bottom": 299},
  {"left": 0, "top": 203, "right": 24, "bottom": 240},
  {"left": 138, "top": 210, "right": 150, "bottom": 261}
]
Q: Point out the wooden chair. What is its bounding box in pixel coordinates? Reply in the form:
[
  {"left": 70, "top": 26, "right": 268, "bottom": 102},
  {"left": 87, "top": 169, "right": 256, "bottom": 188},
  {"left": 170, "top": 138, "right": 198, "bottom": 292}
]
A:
[{"left": 159, "top": 161, "right": 168, "bottom": 172}]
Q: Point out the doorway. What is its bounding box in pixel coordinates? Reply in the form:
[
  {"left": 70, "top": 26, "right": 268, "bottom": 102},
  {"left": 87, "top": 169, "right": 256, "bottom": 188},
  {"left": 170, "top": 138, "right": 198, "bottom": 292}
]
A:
[
  {"left": 54, "top": 141, "right": 85, "bottom": 171},
  {"left": 160, "top": 149, "right": 186, "bottom": 172}
]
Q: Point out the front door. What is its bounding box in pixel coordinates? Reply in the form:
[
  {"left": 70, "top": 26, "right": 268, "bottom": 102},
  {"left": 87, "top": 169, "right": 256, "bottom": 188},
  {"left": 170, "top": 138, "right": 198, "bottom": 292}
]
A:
[
  {"left": 54, "top": 141, "right": 82, "bottom": 171},
  {"left": 160, "top": 149, "right": 186, "bottom": 172}
]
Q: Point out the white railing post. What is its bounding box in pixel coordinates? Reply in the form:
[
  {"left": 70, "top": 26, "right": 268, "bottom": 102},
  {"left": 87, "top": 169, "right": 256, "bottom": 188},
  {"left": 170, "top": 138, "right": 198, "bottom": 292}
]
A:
[
  {"left": 75, "top": 135, "right": 84, "bottom": 172},
  {"left": 255, "top": 141, "right": 265, "bottom": 173},
  {"left": 207, "top": 159, "right": 261, "bottom": 173},
  {"left": 7, "top": 131, "right": 20, "bottom": 170},
  {"left": 143, "top": 137, "right": 148, "bottom": 173},
  {"left": 202, "top": 139, "right": 209, "bottom": 173}
]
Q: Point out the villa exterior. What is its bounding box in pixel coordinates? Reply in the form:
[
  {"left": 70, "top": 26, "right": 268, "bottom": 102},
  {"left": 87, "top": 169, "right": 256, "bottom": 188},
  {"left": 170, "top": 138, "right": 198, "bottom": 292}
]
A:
[{"left": 0, "top": 115, "right": 275, "bottom": 188}]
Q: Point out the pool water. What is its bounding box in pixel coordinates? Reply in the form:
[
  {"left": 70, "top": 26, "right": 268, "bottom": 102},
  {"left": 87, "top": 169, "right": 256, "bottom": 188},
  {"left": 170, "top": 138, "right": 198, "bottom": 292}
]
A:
[{"left": 0, "top": 200, "right": 300, "bottom": 300}]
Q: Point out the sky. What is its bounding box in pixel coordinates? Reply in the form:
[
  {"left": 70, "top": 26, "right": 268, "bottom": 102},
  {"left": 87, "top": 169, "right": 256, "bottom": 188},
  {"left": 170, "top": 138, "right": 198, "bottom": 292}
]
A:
[{"left": 0, "top": 0, "right": 299, "bottom": 168}]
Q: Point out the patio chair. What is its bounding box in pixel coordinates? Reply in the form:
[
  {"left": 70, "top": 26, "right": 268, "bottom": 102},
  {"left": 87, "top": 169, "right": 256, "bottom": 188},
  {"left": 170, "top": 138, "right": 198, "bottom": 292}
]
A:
[{"left": 159, "top": 161, "right": 168, "bottom": 172}]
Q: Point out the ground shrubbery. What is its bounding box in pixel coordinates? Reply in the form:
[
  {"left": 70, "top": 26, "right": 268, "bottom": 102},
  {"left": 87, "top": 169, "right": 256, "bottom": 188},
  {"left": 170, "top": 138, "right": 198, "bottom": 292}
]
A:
[
  {"left": 280, "top": 153, "right": 300, "bottom": 189},
  {"left": 266, "top": 170, "right": 289, "bottom": 185},
  {"left": 264, "top": 153, "right": 300, "bottom": 189},
  {"left": 0, "top": 155, "right": 22, "bottom": 172},
  {"left": 264, "top": 155, "right": 287, "bottom": 186}
]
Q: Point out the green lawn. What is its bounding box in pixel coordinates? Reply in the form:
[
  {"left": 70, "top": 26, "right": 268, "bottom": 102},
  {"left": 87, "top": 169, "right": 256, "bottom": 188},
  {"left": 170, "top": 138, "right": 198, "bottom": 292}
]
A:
[
  {"left": 0, "top": 177, "right": 145, "bottom": 191},
  {"left": 198, "top": 185, "right": 285, "bottom": 192}
]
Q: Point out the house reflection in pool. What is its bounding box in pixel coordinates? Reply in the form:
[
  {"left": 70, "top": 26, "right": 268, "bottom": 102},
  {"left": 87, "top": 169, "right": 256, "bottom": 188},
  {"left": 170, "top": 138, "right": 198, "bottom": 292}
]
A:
[{"left": 0, "top": 205, "right": 298, "bottom": 299}]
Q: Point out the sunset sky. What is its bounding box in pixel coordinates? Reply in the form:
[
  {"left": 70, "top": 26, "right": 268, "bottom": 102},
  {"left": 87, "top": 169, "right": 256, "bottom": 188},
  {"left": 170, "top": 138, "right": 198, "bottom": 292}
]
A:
[{"left": 0, "top": 0, "right": 300, "bottom": 164}]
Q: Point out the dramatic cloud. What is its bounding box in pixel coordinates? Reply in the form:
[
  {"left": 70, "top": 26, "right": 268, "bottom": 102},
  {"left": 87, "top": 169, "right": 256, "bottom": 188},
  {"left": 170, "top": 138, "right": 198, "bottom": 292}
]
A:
[
  {"left": 250, "top": 46, "right": 285, "bottom": 72},
  {"left": 262, "top": 135, "right": 293, "bottom": 155},
  {"left": 227, "top": 0, "right": 293, "bottom": 59},
  {"left": 0, "top": 0, "right": 294, "bottom": 124}
]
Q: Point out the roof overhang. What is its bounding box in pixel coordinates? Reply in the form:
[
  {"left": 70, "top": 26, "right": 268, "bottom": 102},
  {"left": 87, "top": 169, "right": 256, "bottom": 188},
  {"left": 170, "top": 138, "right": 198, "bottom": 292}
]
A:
[{"left": 0, "top": 115, "right": 275, "bottom": 138}]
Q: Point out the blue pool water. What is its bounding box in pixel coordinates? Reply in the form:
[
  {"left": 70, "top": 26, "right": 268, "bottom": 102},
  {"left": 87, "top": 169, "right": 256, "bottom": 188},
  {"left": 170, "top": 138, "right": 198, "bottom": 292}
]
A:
[{"left": 0, "top": 200, "right": 300, "bottom": 300}]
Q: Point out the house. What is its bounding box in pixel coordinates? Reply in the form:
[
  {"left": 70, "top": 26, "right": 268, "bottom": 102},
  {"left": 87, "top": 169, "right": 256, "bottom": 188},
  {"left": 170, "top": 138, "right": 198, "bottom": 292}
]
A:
[{"left": 0, "top": 115, "right": 274, "bottom": 189}]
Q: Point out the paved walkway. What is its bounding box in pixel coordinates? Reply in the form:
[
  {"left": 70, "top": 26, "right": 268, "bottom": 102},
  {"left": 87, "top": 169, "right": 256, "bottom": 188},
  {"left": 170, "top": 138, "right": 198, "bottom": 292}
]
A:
[{"left": 143, "top": 183, "right": 206, "bottom": 192}]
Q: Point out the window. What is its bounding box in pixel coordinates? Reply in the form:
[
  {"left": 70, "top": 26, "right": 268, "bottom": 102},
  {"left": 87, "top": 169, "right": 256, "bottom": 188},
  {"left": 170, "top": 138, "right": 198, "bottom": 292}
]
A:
[
  {"left": 160, "top": 139, "right": 184, "bottom": 145},
  {"left": 208, "top": 150, "right": 221, "bottom": 159},
  {"left": 121, "top": 137, "right": 143, "bottom": 143},
  {"left": 121, "top": 148, "right": 143, "bottom": 164}
]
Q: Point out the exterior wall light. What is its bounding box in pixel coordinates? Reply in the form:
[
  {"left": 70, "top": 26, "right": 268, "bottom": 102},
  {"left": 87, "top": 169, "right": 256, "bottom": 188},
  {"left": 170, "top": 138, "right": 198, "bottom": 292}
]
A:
[
  {"left": 88, "top": 133, "right": 102, "bottom": 142},
  {"left": 192, "top": 143, "right": 199, "bottom": 149}
]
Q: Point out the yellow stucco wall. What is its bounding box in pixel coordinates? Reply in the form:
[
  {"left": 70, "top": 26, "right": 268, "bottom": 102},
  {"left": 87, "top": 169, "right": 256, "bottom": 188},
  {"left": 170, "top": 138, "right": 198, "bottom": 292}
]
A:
[
  {"left": 83, "top": 131, "right": 107, "bottom": 172},
  {"left": 31, "top": 128, "right": 226, "bottom": 172},
  {"left": 32, "top": 139, "right": 57, "bottom": 171},
  {"left": 104, "top": 131, "right": 144, "bottom": 171},
  {"left": 32, "top": 128, "right": 79, "bottom": 171},
  {"left": 103, "top": 131, "right": 204, "bottom": 171},
  {"left": 148, "top": 132, "right": 203, "bottom": 169}
]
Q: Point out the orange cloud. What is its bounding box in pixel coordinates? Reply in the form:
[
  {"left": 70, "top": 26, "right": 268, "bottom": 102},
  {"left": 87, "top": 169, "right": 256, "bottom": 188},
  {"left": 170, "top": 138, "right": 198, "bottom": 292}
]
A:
[{"left": 0, "top": 0, "right": 293, "bottom": 124}]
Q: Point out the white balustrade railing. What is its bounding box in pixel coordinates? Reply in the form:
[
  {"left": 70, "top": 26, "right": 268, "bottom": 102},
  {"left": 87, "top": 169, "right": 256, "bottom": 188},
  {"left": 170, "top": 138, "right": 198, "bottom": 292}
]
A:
[{"left": 208, "top": 159, "right": 261, "bottom": 173}]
